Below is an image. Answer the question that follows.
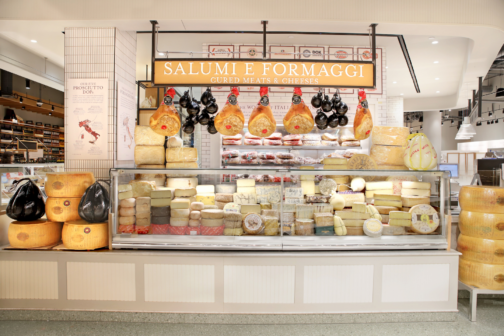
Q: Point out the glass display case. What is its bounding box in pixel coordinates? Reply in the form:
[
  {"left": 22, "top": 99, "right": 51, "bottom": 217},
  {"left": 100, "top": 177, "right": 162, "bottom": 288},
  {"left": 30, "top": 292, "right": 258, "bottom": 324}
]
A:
[
  {"left": 110, "top": 167, "right": 451, "bottom": 251},
  {"left": 0, "top": 163, "right": 64, "bottom": 208}
]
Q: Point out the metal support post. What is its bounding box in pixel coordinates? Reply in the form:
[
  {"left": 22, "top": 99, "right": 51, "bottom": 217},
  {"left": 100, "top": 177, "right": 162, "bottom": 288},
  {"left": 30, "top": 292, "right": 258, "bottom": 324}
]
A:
[
  {"left": 478, "top": 77, "right": 483, "bottom": 118},
  {"left": 150, "top": 20, "right": 158, "bottom": 85},
  {"left": 261, "top": 20, "right": 268, "bottom": 59},
  {"left": 370, "top": 24, "right": 377, "bottom": 89}
]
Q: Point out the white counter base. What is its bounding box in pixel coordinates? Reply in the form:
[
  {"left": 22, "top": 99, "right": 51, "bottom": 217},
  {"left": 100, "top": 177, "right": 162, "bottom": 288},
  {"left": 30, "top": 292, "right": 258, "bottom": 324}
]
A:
[{"left": 0, "top": 249, "right": 460, "bottom": 316}]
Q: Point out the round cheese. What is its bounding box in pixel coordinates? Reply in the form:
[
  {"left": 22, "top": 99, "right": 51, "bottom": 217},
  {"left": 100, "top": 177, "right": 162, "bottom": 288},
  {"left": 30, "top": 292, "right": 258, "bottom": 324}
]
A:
[
  {"left": 119, "top": 216, "right": 135, "bottom": 225},
  {"left": 201, "top": 209, "right": 224, "bottom": 219},
  {"left": 371, "top": 126, "right": 410, "bottom": 146},
  {"left": 45, "top": 172, "right": 95, "bottom": 198},
  {"left": 319, "top": 178, "right": 337, "bottom": 196},
  {"left": 327, "top": 175, "right": 350, "bottom": 184},
  {"left": 350, "top": 177, "right": 366, "bottom": 192},
  {"left": 409, "top": 204, "right": 439, "bottom": 234},
  {"left": 46, "top": 197, "right": 81, "bottom": 222},
  {"left": 458, "top": 234, "right": 504, "bottom": 265},
  {"left": 119, "top": 207, "right": 135, "bottom": 217},
  {"left": 243, "top": 213, "right": 264, "bottom": 234},
  {"left": 136, "top": 212, "right": 150, "bottom": 219},
  {"left": 348, "top": 154, "right": 377, "bottom": 182},
  {"left": 370, "top": 145, "right": 405, "bottom": 166},
  {"left": 8, "top": 220, "right": 62, "bottom": 248},
  {"left": 204, "top": 205, "right": 218, "bottom": 209},
  {"left": 223, "top": 212, "right": 242, "bottom": 221},
  {"left": 459, "top": 186, "right": 504, "bottom": 214},
  {"left": 62, "top": 220, "right": 107, "bottom": 250},
  {"left": 459, "top": 258, "right": 504, "bottom": 290},
  {"left": 171, "top": 209, "right": 190, "bottom": 218},
  {"left": 190, "top": 211, "right": 201, "bottom": 220},
  {"left": 151, "top": 206, "right": 170, "bottom": 217},
  {"left": 386, "top": 175, "right": 418, "bottom": 195},
  {"left": 189, "top": 219, "right": 200, "bottom": 227},
  {"left": 201, "top": 218, "right": 224, "bottom": 227},
  {"left": 216, "top": 201, "right": 228, "bottom": 210},
  {"left": 190, "top": 202, "right": 204, "bottom": 211},
  {"left": 119, "top": 198, "right": 136, "bottom": 208},
  {"left": 363, "top": 218, "right": 383, "bottom": 237},
  {"left": 170, "top": 217, "right": 189, "bottom": 227},
  {"left": 459, "top": 210, "right": 504, "bottom": 240}
]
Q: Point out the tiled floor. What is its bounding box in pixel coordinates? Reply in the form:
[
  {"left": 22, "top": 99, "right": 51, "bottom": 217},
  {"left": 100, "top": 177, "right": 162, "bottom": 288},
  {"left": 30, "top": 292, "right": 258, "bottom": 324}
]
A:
[{"left": 0, "top": 299, "right": 503, "bottom": 336}]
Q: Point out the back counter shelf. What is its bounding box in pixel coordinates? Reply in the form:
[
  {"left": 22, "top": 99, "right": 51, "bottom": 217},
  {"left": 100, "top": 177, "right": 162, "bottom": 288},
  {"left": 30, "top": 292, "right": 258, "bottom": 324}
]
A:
[{"left": 110, "top": 168, "right": 451, "bottom": 251}]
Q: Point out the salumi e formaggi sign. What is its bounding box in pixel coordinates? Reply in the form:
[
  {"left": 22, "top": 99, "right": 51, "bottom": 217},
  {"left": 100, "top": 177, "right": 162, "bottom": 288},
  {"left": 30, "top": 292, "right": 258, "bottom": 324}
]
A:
[{"left": 154, "top": 59, "right": 374, "bottom": 88}]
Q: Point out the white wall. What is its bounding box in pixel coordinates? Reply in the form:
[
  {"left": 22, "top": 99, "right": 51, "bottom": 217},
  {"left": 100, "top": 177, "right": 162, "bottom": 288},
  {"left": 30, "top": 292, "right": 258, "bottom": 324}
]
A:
[{"left": 422, "top": 111, "right": 442, "bottom": 157}]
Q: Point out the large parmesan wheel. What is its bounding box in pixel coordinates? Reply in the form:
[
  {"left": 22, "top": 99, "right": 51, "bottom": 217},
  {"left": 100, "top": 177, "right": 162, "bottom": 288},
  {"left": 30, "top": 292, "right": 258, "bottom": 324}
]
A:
[
  {"left": 62, "top": 220, "right": 108, "bottom": 250},
  {"left": 457, "top": 235, "right": 504, "bottom": 265},
  {"left": 459, "top": 185, "right": 504, "bottom": 214},
  {"left": 347, "top": 154, "right": 377, "bottom": 182},
  {"left": 46, "top": 197, "right": 81, "bottom": 222},
  {"left": 45, "top": 172, "right": 95, "bottom": 198},
  {"left": 370, "top": 145, "right": 405, "bottom": 166},
  {"left": 459, "top": 210, "right": 504, "bottom": 240},
  {"left": 459, "top": 258, "right": 504, "bottom": 290},
  {"left": 8, "top": 220, "right": 62, "bottom": 248},
  {"left": 371, "top": 126, "right": 410, "bottom": 146}
]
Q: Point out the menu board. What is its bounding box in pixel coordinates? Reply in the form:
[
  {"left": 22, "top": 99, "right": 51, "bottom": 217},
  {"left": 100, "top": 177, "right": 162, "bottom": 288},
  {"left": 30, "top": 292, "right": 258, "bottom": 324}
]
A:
[
  {"left": 208, "top": 45, "right": 234, "bottom": 92},
  {"left": 66, "top": 78, "right": 109, "bottom": 160},
  {"left": 117, "top": 81, "right": 136, "bottom": 160}
]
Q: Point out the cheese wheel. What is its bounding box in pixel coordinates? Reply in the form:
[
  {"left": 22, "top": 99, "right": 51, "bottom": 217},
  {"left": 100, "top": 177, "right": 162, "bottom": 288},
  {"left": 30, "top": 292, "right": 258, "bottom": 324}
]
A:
[
  {"left": 119, "top": 198, "right": 135, "bottom": 208},
  {"left": 8, "top": 220, "right": 62, "bottom": 248},
  {"left": 136, "top": 218, "right": 150, "bottom": 226},
  {"left": 201, "top": 218, "right": 224, "bottom": 227},
  {"left": 45, "top": 172, "right": 95, "bottom": 198},
  {"left": 224, "top": 228, "right": 244, "bottom": 236},
  {"left": 374, "top": 206, "right": 399, "bottom": 215},
  {"left": 119, "top": 216, "right": 135, "bottom": 225},
  {"left": 386, "top": 175, "right": 418, "bottom": 195},
  {"left": 201, "top": 209, "right": 224, "bottom": 219},
  {"left": 134, "top": 146, "right": 165, "bottom": 165},
  {"left": 136, "top": 212, "right": 150, "bottom": 219},
  {"left": 370, "top": 145, "right": 405, "bottom": 166},
  {"left": 119, "top": 207, "right": 135, "bottom": 217},
  {"left": 371, "top": 126, "right": 410, "bottom": 146},
  {"left": 459, "top": 210, "right": 504, "bottom": 240},
  {"left": 224, "top": 220, "right": 242, "bottom": 229},
  {"left": 319, "top": 178, "right": 337, "bottom": 196},
  {"left": 166, "top": 177, "right": 198, "bottom": 189},
  {"left": 170, "top": 217, "right": 189, "bottom": 227},
  {"left": 347, "top": 154, "right": 377, "bottom": 182},
  {"left": 190, "top": 211, "right": 201, "bottom": 220},
  {"left": 190, "top": 202, "right": 205, "bottom": 211},
  {"left": 171, "top": 209, "right": 190, "bottom": 218},
  {"left": 459, "top": 258, "right": 504, "bottom": 290},
  {"left": 243, "top": 213, "right": 264, "bottom": 234},
  {"left": 119, "top": 191, "right": 133, "bottom": 200},
  {"left": 151, "top": 206, "right": 170, "bottom": 217},
  {"left": 409, "top": 204, "right": 439, "bottom": 234},
  {"left": 46, "top": 197, "right": 81, "bottom": 222},
  {"left": 363, "top": 218, "right": 383, "bottom": 237},
  {"left": 458, "top": 234, "right": 504, "bottom": 265},
  {"left": 62, "top": 220, "right": 107, "bottom": 250},
  {"left": 189, "top": 219, "right": 200, "bottom": 227},
  {"left": 459, "top": 186, "right": 504, "bottom": 214}
]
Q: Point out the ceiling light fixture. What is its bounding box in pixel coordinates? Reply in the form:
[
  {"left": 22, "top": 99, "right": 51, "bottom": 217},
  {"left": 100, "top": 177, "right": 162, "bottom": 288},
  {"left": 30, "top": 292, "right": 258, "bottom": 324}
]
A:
[
  {"left": 400, "top": 93, "right": 404, "bottom": 96},
  {"left": 51, "top": 105, "right": 54, "bottom": 111},
  {"left": 36, "top": 84, "right": 43, "bottom": 107},
  {"left": 487, "top": 121, "right": 491, "bottom": 125},
  {"left": 30, "top": 40, "right": 37, "bottom": 43},
  {"left": 496, "top": 119, "right": 499, "bottom": 124},
  {"left": 492, "top": 120, "right": 495, "bottom": 124},
  {"left": 432, "top": 41, "right": 439, "bottom": 44},
  {"left": 476, "top": 122, "right": 482, "bottom": 126},
  {"left": 434, "top": 61, "right": 439, "bottom": 64},
  {"left": 22, "top": 106, "right": 25, "bottom": 110},
  {"left": 451, "top": 120, "right": 455, "bottom": 124},
  {"left": 435, "top": 78, "right": 440, "bottom": 80},
  {"left": 26, "top": 79, "right": 30, "bottom": 89},
  {"left": 489, "top": 111, "right": 493, "bottom": 116},
  {"left": 158, "top": 53, "right": 163, "bottom": 56},
  {"left": 393, "top": 81, "right": 397, "bottom": 84},
  {"left": 49, "top": 112, "right": 52, "bottom": 116},
  {"left": 436, "top": 91, "right": 440, "bottom": 93}
]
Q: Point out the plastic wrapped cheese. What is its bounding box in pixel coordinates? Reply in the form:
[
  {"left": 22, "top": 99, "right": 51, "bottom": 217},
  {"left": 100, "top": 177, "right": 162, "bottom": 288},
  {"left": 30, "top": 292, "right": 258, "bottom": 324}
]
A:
[
  {"left": 134, "top": 126, "right": 166, "bottom": 146},
  {"left": 403, "top": 133, "right": 438, "bottom": 170},
  {"left": 372, "top": 126, "right": 410, "bottom": 146},
  {"left": 135, "top": 146, "right": 165, "bottom": 165},
  {"left": 370, "top": 145, "right": 405, "bottom": 166}
]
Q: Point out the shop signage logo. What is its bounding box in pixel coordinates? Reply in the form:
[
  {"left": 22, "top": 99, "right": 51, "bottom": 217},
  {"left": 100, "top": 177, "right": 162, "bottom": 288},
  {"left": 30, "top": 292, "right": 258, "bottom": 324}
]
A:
[
  {"left": 302, "top": 49, "right": 311, "bottom": 58},
  {"left": 154, "top": 59, "right": 374, "bottom": 88}
]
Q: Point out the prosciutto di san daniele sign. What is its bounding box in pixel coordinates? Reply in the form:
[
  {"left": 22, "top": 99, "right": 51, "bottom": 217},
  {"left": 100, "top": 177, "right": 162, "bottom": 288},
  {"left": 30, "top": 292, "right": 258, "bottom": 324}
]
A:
[{"left": 154, "top": 59, "right": 374, "bottom": 88}]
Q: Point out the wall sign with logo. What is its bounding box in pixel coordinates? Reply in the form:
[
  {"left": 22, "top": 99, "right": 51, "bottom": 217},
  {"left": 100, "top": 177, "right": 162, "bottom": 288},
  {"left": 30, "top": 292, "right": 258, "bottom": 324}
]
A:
[
  {"left": 328, "top": 47, "right": 355, "bottom": 95},
  {"left": 298, "top": 46, "right": 325, "bottom": 93},
  {"left": 239, "top": 45, "right": 264, "bottom": 92},
  {"left": 357, "top": 47, "right": 382, "bottom": 95},
  {"left": 208, "top": 45, "right": 235, "bottom": 92}
]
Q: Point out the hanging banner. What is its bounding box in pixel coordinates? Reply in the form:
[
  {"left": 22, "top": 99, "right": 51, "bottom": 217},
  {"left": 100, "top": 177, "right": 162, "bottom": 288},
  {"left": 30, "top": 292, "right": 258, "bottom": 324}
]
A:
[
  {"left": 154, "top": 59, "right": 374, "bottom": 88},
  {"left": 66, "top": 78, "right": 109, "bottom": 160},
  {"left": 117, "top": 81, "right": 136, "bottom": 160}
]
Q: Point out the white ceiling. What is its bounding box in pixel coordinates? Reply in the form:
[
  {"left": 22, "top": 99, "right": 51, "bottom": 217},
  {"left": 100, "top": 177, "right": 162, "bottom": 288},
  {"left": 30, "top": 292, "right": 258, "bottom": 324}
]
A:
[{"left": 0, "top": 19, "right": 501, "bottom": 111}]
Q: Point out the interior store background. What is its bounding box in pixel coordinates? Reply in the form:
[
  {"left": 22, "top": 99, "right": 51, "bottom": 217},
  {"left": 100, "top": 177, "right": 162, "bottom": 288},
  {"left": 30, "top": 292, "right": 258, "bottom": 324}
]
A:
[{"left": 0, "top": 0, "right": 504, "bottom": 328}]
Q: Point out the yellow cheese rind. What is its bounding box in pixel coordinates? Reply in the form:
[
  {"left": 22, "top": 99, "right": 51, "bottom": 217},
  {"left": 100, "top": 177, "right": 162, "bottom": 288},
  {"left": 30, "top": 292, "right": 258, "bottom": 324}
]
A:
[
  {"left": 389, "top": 211, "right": 412, "bottom": 220},
  {"left": 135, "top": 146, "right": 165, "bottom": 165},
  {"left": 402, "top": 181, "right": 431, "bottom": 190},
  {"left": 352, "top": 202, "right": 368, "bottom": 213},
  {"left": 374, "top": 199, "right": 402, "bottom": 207},
  {"left": 323, "top": 164, "right": 349, "bottom": 170},
  {"left": 458, "top": 234, "right": 504, "bottom": 265},
  {"left": 201, "top": 218, "right": 224, "bottom": 227},
  {"left": 45, "top": 172, "right": 95, "bottom": 198},
  {"left": 365, "top": 189, "right": 393, "bottom": 198},
  {"left": 335, "top": 211, "right": 371, "bottom": 220},
  {"left": 401, "top": 196, "right": 429, "bottom": 207},
  {"left": 166, "top": 178, "right": 198, "bottom": 188},
  {"left": 409, "top": 204, "right": 439, "bottom": 234},
  {"left": 151, "top": 198, "right": 171, "bottom": 207},
  {"left": 459, "top": 210, "right": 504, "bottom": 240},
  {"left": 371, "top": 126, "right": 410, "bottom": 146},
  {"left": 323, "top": 158, "right": 348, "bottom": 165},
  {"left": 389, "top": 219, "right": 412, "bottom": 227},
  {"left": 401, "top": 189, "right": 431, "bottom": 197},
  {"left": 459, "top": 186, "right": 504, "bottom": 214},
  {"left": 370, "top": 145, "right": 405, "bottom": 166},
  {"left": 171, "top": 199, "right": 190, "bottom": 209},
  {"left": 62, "top": 220, "right": 108, "bottom": 250},
  {"left": 459, "top": 258, "right": 504, "bottom": 290},
  {"left": 8, "top": 221, "right": 62, "bottom": 248},
  {"left": 46, "top": 197, "right": 82, "bottom": 222},
  {"left": 134, "top": 126, "right": 166, "bottom": 146},
  {"left": 224, "top": 228, "right": 244, "bottom": 236}
]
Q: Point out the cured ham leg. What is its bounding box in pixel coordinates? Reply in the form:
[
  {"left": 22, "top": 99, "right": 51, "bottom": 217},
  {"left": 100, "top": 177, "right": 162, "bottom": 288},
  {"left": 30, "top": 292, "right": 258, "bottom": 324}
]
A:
[
  {"left": 283, "top": 87, "right": 314, "bottom": 134},
  {"left": 353, "top": 89, "right": 373, "bottom": 140},
  {"left": 149, "top": 88, "right": 181, "bottom": 137},
  {"left": 248, "top": 87, "right": 276, "bottom": 138},
  {"left": 214, "top": 87, "right": 245, "bottom": 136}
]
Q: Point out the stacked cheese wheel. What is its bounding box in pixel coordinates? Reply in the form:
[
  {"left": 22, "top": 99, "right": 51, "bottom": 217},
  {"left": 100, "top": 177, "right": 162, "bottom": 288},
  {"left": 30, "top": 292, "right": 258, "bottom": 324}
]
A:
[
  {"left": 458, "top": 185, "right": 504, "bottom": 290},
  {"left": 62, "top": 219, "right": 108, "bottom": 250},
  {"left": 223, "top": 203, "right": 243, "bottom": 236},
  {"left": 45, "top": 172, "right": 95, "bottom": 223},
  {"left": 8, "top": 220, "right": 62, "bottom": 248},
  {"left": 134, "top": 126, "right": 166, "bottom": 166},
  {"left": 150, "top": 188, "right": 171, "bottom": 234},
  {"left": 170, "top": 190, "right": 194, "bottom": 235},
  {"left": 201, "top": 209, "right": 225, "bottom": 235},
  {"left": 196, "top": 185, "right": 216, "bottom": 207},
  {"left": 370, "top": 126, "right": 410, "bottom": 173}
]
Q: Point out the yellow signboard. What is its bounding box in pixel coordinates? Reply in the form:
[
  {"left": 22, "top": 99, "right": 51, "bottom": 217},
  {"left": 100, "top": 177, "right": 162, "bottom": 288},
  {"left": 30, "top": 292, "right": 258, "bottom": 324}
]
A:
[{"left": 154, "top": 59, "right": 374, "bottom": 88}]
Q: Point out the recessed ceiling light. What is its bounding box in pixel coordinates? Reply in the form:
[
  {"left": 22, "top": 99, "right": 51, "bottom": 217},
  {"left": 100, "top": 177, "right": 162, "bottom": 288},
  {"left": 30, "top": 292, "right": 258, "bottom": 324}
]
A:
[
  {"left": 158, "top": 52, "right": 163, "bottom": 56},
  {"left": 429, "top": 37, "right": 435, "bottom": 40},
  {"left": 386, "top": 66, "right": 388, "bottom": 69},
  {"left": 400, "top": 93, "right": 404, "bottom": 95},
  {"left": 434, "top": 61, "right": 439, "bottom": 64},
  {"left": 432, "top": 41, "right": 438, "bottom": 44},
  {"left": 436, "top": 91, "right": 440, "bottom": 93},
  {"left": 393, "top": 81, "right": 397, "bottom": 84},
  {"left": 30, "top": 40, "right": 37, "bottom": 43},
  {"left": 449, "top": 109, "right": 451, "bottom": 111},
  {"left": 435, "top": 78, "right": 440, "bottom": 80}
]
